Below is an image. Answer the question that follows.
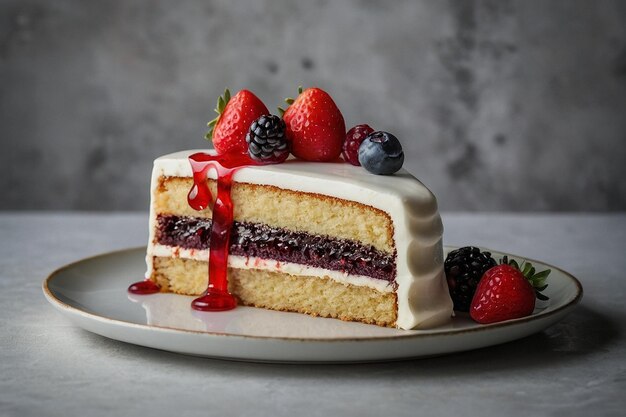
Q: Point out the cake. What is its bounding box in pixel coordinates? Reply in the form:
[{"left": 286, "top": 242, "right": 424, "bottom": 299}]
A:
[
  {"left": 142, "top": 150, "right": 453, "bottom": 329},
  {"left": 131, "top": 86, "right": 453, "bottom": 330}
]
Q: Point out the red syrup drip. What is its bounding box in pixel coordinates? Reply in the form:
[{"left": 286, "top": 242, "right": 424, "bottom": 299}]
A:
[
  {"left": 128, "top": 279, "right": 160, "bottom": 295},
  {"left": 187, "top": 151, "right": 262, "bottom": 311}
]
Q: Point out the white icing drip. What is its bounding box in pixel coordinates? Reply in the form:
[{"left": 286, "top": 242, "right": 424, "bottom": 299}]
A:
[{"left": 145, "top": 150, "right": 453, "bottom": 329}]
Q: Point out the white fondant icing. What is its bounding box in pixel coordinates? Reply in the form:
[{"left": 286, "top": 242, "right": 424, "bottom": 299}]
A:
[{"left": 145, "top": 150, "right": 453, "bottom": 329}]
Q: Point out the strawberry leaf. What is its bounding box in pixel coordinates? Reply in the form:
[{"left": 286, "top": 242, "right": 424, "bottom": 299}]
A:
[
  {"left": 279, "top": 86, "right": 305, "bottom": 118},
  {"left": 206, "top": 88, "right": 231, "bottom": 142},
  {"left": 533, "top": 269, "right": 551, "bottom": 280},
  {"left": 500, "top": 256, "right": 551, "bottom": 301}
]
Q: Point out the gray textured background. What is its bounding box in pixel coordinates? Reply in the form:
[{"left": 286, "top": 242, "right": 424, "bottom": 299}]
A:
[{"left": 1, "top": 0, "right": 625, "bottom": 211}]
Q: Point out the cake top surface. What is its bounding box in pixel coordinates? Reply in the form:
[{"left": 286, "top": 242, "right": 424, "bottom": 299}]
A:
[{"left": 154, "top": 150, "right": 438, "bottom": 216}]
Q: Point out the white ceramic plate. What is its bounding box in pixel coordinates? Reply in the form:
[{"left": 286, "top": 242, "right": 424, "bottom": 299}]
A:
[{"left": 43, "top": 246, "right": 582, "bottom": 363}]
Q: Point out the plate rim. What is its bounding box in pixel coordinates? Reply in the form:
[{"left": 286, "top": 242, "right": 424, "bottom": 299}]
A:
[{"left": 43, "top": 246, "right": 583, "bottom": 343}]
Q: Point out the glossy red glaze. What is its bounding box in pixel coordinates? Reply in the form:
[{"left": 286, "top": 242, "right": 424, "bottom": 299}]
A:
[
  {"left": 128, "top": 279, "right": 160, "bottom": 295},
  {"left": 187, "top": 151, "right": 260, "bottom": 311}
]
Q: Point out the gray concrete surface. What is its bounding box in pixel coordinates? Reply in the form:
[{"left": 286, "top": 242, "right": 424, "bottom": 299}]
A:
[
  {"left": 1, "top": 0, "right": 625, "bottom": 211},
  {"left": 0, "top": 212, "right": 624, "bottom": 416}
]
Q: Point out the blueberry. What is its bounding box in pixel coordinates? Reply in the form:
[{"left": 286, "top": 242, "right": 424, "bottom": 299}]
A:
[{"left": 357, "top": 131, "right": 404, "bottom": 175}]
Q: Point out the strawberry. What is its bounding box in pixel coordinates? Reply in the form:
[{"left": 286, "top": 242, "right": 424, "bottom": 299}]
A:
[
  {"left": 280, "top": 87, "right": 346, "bottom": 161},
  {"left": 470, "top": 257, "right": 550, "bottom": 324},
  {"left": 206, "top": 89, "right": 269, "bottom": 155}
]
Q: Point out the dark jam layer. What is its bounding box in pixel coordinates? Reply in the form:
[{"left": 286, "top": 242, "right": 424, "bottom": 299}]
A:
[{"left": 156, "top": 214, "right": 397, "bottom": 282}]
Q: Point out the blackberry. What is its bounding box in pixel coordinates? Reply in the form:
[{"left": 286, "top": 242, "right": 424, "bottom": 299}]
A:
[
  {"left": 246, "top": 115, "right": 289, "bottom": 163},
  {"left": 444, "top": 246, "right": 497, "bottom": 312}
]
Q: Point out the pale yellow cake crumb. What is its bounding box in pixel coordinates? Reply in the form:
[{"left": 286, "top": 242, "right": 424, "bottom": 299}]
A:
[
  {"left": 151, "top": 256, "right": 397, "bottom": 327},
  {"left": 154, "top": 176, "right": 394, "bottom": 253}
]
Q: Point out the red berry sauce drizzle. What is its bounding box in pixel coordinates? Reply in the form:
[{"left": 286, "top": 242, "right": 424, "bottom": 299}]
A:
[
  {"left": 186, "top": 151, "right": 262, "bottom": 311},
  {"left": 128, "top": 279, "right": 160, "bottom": 294},
  {"left": 128, "top": 150, "right": 264, "bottom": 309}
]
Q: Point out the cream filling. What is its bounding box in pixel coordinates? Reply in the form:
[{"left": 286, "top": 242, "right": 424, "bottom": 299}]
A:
[{"left": 147, "top": 243, "right": 395, "bottom": 293}]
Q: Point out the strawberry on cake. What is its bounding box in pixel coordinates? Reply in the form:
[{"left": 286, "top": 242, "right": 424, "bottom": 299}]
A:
[{"left": 130, "top": 87, "right": 454, "bottom": 330}]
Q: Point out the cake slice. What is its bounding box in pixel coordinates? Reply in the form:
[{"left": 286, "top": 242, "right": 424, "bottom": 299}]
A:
[{"left": 144, "top": 150, "right": 453, "bottom": 329}]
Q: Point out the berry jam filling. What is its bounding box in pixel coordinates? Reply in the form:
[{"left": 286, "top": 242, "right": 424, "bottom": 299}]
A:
[{"left": 156, "top": 214, "right": 397, "bottom": 282}]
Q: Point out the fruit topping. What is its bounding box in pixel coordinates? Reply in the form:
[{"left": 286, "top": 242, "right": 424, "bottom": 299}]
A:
[
  {"left": 280, "top": 86, "right": 346, "bottom": 162},
  {"left": 358, "top": 131, "right": 404, "bottom": 175},
  {"left": 342, "top": 124, "right": 374, "bottom": 166},
  {"left": 246, "top": 115, "right": 290, "bottom": 163},
  {"left": 206, "top": 89, "right": 269, "bottom": 155},
  {"left": 444, "top": 246, "right": 497, "bottom": 312},
  {"left": 470, "top": 257, "right": 551, "bottom": 324}
]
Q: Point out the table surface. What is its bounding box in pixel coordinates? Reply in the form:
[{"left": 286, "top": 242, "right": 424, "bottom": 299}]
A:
[{"left": 1, "top": 212, "right": 624, "bottom": 417}]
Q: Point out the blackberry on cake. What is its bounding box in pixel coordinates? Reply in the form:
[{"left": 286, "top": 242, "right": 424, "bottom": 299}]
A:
[{"left": 246, "top": 115, "right": 289, "bottom": 163}]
